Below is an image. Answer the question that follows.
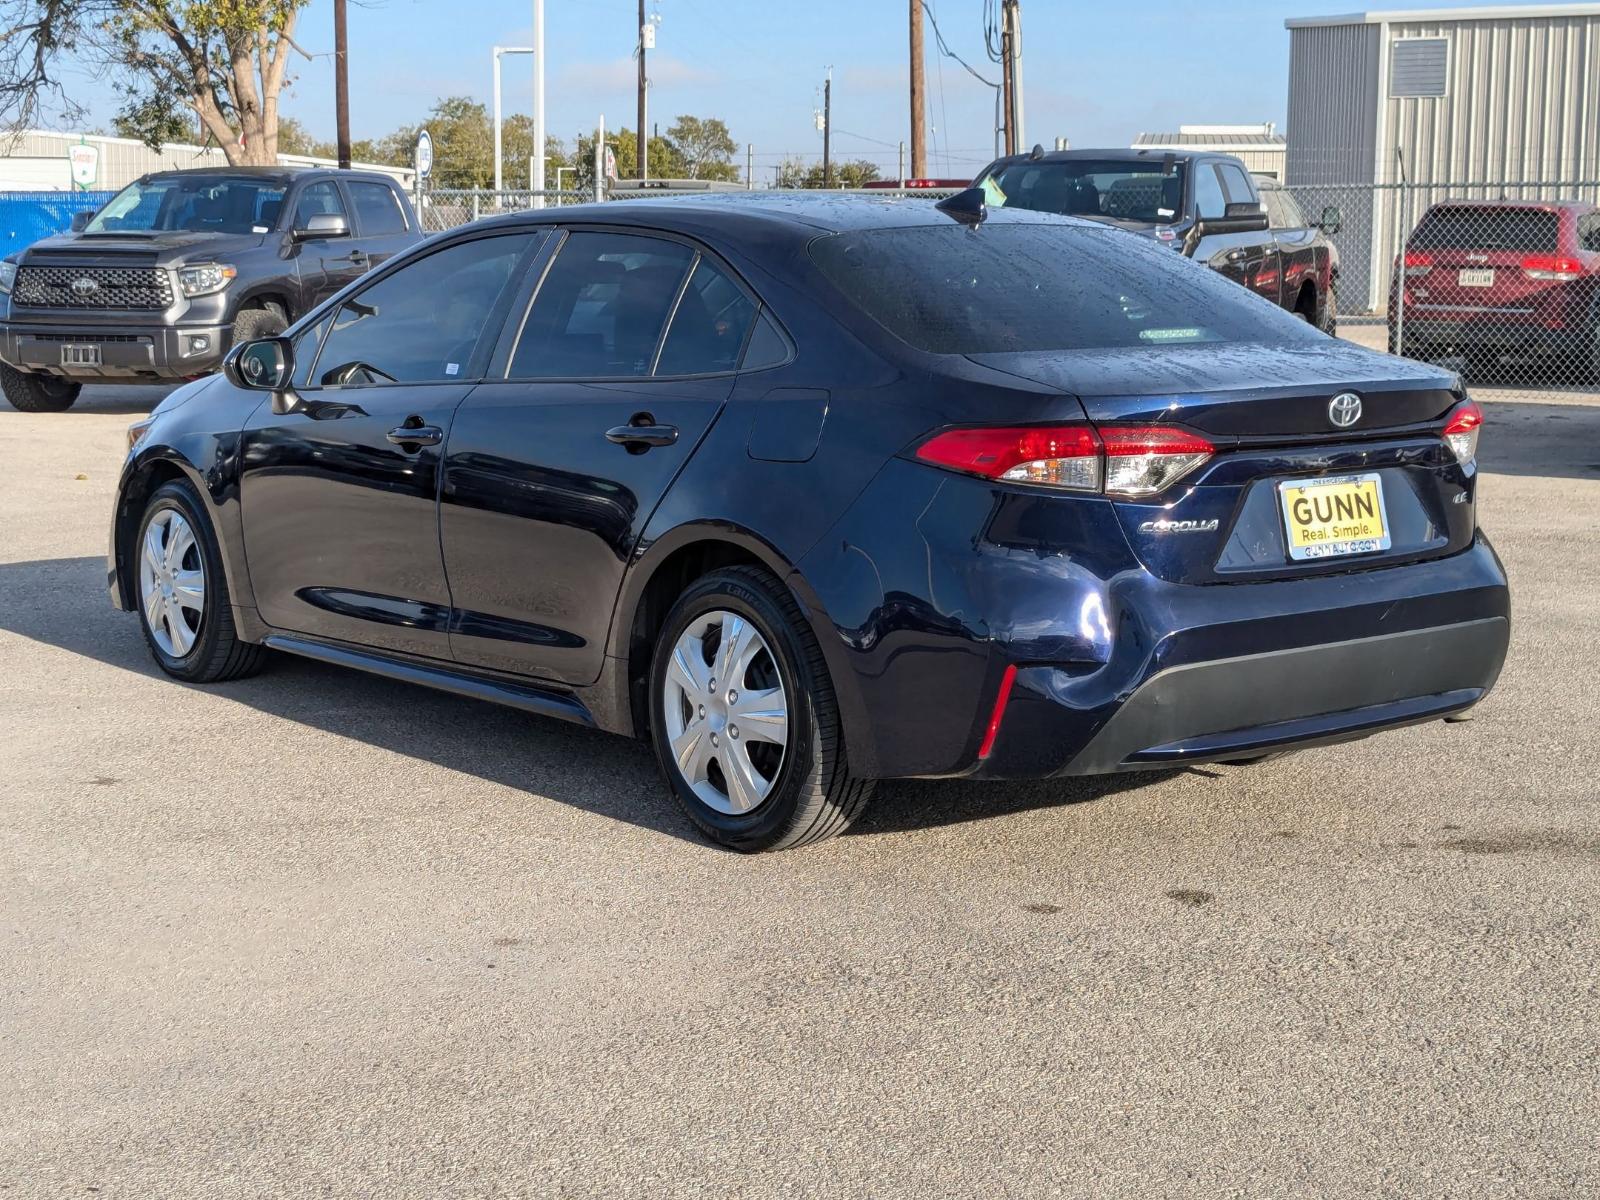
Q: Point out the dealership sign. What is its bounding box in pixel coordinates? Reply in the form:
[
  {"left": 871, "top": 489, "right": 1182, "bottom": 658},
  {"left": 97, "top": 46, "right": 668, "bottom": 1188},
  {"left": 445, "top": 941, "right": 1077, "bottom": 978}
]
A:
[{"left": 68, "top": 142, "right": 99, "bottom": 190}]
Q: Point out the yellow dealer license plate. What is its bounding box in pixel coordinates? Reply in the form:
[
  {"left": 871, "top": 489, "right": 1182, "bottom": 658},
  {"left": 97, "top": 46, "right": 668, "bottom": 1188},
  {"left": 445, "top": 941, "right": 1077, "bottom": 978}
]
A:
[{"left": 1278, "top": 472, "right": 1391, "bottom": 561}]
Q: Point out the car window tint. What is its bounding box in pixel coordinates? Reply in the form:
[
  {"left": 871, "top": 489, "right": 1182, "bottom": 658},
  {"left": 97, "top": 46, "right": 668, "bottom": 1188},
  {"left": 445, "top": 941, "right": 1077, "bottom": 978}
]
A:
[
  {"left": 1581, "top": 213, "right": 1600, "bottom": 252},
  {"left": 313, "top": 234, "right": 532, "bottom": 387},
  {"left": 509, "top": 231, "right": 694, "bottom": 378},
  {"left": 809, "top": 223, "right": 1324, "bottom": 354},
  {"left": 1411, "top": 206, "right": 1558, "bottom": 251},
  {"left": 989, "top": 160, "right": 1186, "bottom": 223},
  {"left": 349, "top": 181, "right": 408, "bottom": 235},
  {"left": 1260, "top": 188, "right": 1288, "bottom": 229},
  {"left": 740, "top": 310, "right": 789, "bottom": 370},
  {"left": 1193, "top": 166, "right": 1227, "bottom": 218},
  {"left": 1217, "top": 163, "right": 1256, "bottom": 205},
  {"left": 655, "top": 258, "right": 757, "bottom": 376},
  {"left": 1277, "top": 189, "right": 1307, "bottom": 229},
  {"left": 294, "top": 181, "right": 346, "bottom": 227}
]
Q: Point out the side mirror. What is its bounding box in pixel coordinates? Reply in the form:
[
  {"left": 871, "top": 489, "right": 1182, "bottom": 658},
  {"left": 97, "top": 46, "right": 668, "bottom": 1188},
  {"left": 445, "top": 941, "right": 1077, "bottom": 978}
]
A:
[
  {"left": 1319, "top": 205, "right": 1343, "bottom": 236},
  {"left": 1195, "top": 202, "right": 1270, "bottom": 237},
  {"left": 70, "top": 211, "right": 93, "bottom": 233},
  {"left": 292, "top": 212, "right": 350, "bottom": 241},
  {"left": 225, "top": 337, "right": 300, "bottom": 412}
]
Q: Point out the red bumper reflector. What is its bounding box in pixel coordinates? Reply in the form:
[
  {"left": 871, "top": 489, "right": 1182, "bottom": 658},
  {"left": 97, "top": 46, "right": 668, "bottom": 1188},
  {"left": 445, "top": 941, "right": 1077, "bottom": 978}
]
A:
[{"left": 978, "top": 664, "right": 1018, "bottom": 760}]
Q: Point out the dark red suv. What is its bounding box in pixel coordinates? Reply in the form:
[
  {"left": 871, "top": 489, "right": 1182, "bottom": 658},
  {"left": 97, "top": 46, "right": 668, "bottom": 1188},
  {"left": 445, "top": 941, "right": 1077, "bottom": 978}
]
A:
[{"left": 1389, "top": 200, "right": 1600, "bottom": 380}]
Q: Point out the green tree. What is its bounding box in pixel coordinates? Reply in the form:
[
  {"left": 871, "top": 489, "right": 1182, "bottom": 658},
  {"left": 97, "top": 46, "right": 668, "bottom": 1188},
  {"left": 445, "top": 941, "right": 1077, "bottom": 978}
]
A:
[
  {"left": 275, "top": 114, "right": 332, "bottom": 158},
  {"left": 112, "top": 96, "right": 195, "bottom": 147},
  {"left": 573, "top": 126, "right": 687, "bottom": 188},
  {"left": 667, "top": 115, "right": 737, "bottom": 181},
  {"left": 775, "top": 156, "right": 882, "bottom": 189},
  {"left": 0, "top": 0, "right": 313, "bottom": 164}
]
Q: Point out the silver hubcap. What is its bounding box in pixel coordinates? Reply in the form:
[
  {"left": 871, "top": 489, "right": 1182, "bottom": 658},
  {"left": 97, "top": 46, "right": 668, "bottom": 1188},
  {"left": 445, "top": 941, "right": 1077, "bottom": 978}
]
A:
[
  {"left": 138, "top": 509, "right": 205, "bottom": 658},
  {"left": 662, "top": 610, "right": 789, "bottom": 815}
]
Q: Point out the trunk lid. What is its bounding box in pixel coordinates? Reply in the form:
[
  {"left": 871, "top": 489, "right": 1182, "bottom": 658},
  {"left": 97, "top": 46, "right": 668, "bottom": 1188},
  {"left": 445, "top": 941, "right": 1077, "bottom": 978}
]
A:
[{"left": 965, "top": 341, "right": 1473, "bottom": 584}]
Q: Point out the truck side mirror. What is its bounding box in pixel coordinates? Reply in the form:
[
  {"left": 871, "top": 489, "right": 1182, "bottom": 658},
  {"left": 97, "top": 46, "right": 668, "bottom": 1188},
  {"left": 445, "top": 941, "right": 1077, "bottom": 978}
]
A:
[
  {"left": 70, "top": 211, "right": 93, "bottom": 233},
  {"left": 1319, "top": 205, "right": 1343, "bottom": 236},
  {"left": 1195, "top": 202, "right": 1270, "bottom": 237},
  {"left": 292, "top": 212, "right": 350, "bottom": 241}
]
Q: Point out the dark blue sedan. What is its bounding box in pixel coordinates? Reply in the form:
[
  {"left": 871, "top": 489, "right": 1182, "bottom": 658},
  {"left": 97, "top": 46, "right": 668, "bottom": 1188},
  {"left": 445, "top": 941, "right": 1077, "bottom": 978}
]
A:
[{"left": 108, "top": 193, "right": 1509, "bottom": 851}]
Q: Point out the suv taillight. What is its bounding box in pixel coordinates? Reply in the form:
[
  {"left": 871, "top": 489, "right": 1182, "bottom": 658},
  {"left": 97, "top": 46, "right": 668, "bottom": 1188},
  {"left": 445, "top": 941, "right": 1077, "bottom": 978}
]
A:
[
  {"left": 1442, "top": 399, "right": 1483, "bottom": 465},
  {"left": 1403, "top": 250, "right": 1434, "bottom": 277},
  {"left": 913, "top": 424, "right": 1214, "bottom": 497},
  {"left": 1521, "top": 254, "right": 1583, "bottom": 281}
]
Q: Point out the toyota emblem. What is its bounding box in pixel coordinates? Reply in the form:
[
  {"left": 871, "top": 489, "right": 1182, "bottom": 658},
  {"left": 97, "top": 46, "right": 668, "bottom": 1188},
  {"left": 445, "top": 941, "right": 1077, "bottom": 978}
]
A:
[
  {"left": 70, "top": 276, "right": 100, "bottom": 297},
  {"left": 1328, "top": 392, "right": 1362, "bottom": 428}
]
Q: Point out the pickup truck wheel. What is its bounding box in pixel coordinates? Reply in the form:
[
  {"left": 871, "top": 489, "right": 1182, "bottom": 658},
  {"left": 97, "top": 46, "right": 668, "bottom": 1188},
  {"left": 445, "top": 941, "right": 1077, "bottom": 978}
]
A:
[
  {"left": 1317, "top": 287, "right": 1338, "bottom": 335},
  {"left": 1, "top": 363, "right": 81, "bottom": 412},
  {"left": 231, "top": 303, "right": 288, "bottom": 347}
]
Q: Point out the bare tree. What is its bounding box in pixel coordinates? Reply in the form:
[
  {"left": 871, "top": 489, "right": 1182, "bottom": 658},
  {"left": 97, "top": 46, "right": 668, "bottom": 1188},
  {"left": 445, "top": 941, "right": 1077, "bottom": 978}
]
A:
[{"left": 0, "top": 0, "right": 310, "bottom": 164}]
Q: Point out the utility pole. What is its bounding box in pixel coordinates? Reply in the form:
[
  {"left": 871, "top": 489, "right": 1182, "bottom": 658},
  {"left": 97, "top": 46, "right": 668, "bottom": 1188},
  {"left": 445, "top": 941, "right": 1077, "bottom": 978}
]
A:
[
  {"left": 637, "top": 0, "right": 649, "bottom": 181},
  {"left": 333, "top": 0, "right": 351, "bottom": 167},
  {"left": 746, "top": 143, "right": 754, "bottom": 190},
  {"left": 909, "top": 0, "right": 926, "bottom": 178},
  {"left": 822, "top": 70, "right": 832, "bottom": 188},
  {"left": 1002, "top": 0, "right": 1025, "bottom": 154}
]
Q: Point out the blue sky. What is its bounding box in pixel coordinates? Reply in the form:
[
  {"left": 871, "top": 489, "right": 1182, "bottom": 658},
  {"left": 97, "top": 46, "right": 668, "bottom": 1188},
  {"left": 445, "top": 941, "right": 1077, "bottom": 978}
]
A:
[{"left": 73, "top": 1, "right": 1564, "bottom": 181}]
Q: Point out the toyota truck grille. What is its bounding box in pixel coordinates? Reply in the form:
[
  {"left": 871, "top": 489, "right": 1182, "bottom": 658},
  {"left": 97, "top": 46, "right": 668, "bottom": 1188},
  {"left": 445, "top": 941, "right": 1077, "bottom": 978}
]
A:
[{"left": 12, "top": 265, "right": 173, "bottom": 310}]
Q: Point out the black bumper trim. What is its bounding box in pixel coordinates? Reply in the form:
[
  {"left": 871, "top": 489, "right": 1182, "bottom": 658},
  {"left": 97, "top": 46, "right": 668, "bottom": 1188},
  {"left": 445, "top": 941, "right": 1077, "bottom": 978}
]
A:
[{"left": 1062, "top": 617, "right": 1509, "bottom": 775}]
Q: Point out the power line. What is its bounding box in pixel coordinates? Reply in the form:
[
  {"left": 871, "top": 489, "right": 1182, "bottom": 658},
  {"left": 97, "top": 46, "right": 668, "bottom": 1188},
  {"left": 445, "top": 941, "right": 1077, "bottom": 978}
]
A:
[{"left": 921, "top": 0, "right": 998, "bottom": 89}]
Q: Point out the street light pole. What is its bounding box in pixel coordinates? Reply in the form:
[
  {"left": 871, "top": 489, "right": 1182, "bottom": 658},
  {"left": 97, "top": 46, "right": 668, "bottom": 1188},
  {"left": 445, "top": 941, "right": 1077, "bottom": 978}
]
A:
[
  {"left": 532, "top": 0, "right": 546, "bottom": 208},
  {"left": 492, "top": 45, "right": 534, "bottom": 196}
]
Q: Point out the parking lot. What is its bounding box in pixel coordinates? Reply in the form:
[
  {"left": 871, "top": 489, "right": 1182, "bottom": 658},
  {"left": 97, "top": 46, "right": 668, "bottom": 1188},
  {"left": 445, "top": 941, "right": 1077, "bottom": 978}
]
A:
[{"left": 2, "top": 382, "right": 1597, "bottom": 1196}]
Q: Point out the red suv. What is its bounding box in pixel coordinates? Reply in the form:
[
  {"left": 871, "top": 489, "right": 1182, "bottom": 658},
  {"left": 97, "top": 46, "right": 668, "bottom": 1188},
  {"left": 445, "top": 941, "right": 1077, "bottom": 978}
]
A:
[{"left": 1389, "top": 200, "right": 1600, "bottom": 381}]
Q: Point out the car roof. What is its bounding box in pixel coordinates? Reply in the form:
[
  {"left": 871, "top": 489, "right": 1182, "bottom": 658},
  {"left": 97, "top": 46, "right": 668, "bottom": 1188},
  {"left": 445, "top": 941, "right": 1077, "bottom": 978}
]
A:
[
  {"left": 458, "top": 192, "right": 1095, "bottom": 247},
  {"left": 140, "top": 165, "right": 398, "bottom": 186},
  {"left": 983, "top": 147, "right": 1241, "bottom": 171},
  {"left": 1423, "top": 198, "right": 1592, "bottom": 212}
]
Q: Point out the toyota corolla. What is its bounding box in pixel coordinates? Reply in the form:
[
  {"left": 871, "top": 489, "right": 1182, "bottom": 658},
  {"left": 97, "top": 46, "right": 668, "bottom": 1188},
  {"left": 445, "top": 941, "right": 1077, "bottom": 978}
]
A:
[{"left": 109, "top": 192, "right": 1510, "bottom": 851}]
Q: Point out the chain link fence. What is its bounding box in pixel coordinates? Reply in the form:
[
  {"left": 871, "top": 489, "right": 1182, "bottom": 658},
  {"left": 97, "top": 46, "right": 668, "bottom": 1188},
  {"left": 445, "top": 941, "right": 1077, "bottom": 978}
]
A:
[
  {"left": 414, "top": 179, "right": 1597, "bottom": 404},
  {"left": 1284, "top": 177, "right": 1600, "bottom": 399}
]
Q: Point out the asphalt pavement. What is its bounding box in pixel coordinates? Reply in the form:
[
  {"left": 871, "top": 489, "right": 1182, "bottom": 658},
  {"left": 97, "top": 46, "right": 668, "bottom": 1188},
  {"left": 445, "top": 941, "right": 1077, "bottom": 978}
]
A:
[{"left": 1, "top": 382, "right": 1596, "bottom": 1198}]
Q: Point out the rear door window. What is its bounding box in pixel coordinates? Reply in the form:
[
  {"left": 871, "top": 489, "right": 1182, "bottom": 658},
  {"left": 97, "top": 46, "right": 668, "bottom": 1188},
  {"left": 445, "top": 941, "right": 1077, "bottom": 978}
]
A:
[
  {"left": 808, "top": 222, "right": 1322, "bottom": 354},
  {"left": 293, "top": 181, "right": 346, "bottom": 227},
  {"left": 508, "top": 231, "right": 695, "bottom": 378},
  {"left": 1411, "top": 206, "right": 1559, "bottom": 251},
  {"left": 349, "top": 181, "right": 409, "bottom": 235},
  {"left": 655, "top": 258, "right": 758, "bottom": 376},
  {"left": 1216, "top": 163, "right": 1257, "bottom": 206},
  {"left": 1193, "top": 166, "right": 1227, "bottom": 219}
]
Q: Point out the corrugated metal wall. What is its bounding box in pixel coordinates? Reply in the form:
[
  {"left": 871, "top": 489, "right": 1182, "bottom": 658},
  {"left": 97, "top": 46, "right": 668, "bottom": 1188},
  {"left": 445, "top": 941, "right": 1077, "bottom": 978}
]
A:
[
  {"left": 1384, "top": 14, "right": 1600, "bottom": 182},
  {"left": 1, "top": 131, "right": 413, "bottom": 191},
  {"left": 1285, "top": 22, "right": 1383, "bottom": 187}
]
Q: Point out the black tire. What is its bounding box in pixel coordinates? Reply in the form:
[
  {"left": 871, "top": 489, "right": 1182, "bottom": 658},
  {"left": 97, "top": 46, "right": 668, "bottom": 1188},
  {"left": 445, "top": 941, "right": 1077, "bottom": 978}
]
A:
[
  {"left": 230, "top": 302, "right": 288, "bottom": 347},
  {"left": 648, "top": 565, "right": 873, "bottom": 852},
  {"left": 1317, "top": 286, "right": 1338, "bottom": 336},
  {"left": 135, "top": 480, "right": 267, "bottom": 683},
  {"left": 1, "top": 362, "right": 81, "bottom": 412}
]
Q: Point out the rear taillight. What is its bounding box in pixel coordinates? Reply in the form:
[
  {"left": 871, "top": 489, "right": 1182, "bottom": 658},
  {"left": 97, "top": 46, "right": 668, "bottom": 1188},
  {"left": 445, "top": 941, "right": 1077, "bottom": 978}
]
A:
[
  {"left": 1442, "top": 399, "right": 1483, "bottom": 465},
  {"left": 1521, "top": 254, "right": 1583, "bottom": 281},
  {"left": 913, "top": 424, "right": 1214, "bottom": 497},
  {"left": 1100, "top": 427, "right": 1215, "bottom": 497},
  {"left": 1403, "top": 250, "right": 1434, "bottom": 277}
]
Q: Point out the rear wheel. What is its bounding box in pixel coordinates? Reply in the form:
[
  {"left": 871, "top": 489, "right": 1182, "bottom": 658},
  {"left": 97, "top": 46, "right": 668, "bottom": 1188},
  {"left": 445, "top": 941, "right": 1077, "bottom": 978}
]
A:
[
  {"left": 1, "top": 362, "right": 80, "bottom": 412},
  {"left": 1316, "top": 286, "right": 1338, "bottom": 336},
  {"left": 135, "top": 480, "right": 266, "bottom": 683},
  {"left": 648, "top": 565, "right": 873, "bottom": 852}
]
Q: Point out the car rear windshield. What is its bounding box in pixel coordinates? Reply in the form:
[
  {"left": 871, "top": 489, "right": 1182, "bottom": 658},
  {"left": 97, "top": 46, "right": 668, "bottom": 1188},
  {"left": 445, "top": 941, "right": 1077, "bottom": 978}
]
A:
[
  {"left": 808, "top": 222, "right": 1321, "bottom": 355},
  {"left": 85, "top": 175, "right": 287, "bottom": 235},
  {"left": 1410, "top": 206, "right": 1559, "bottom": 252},
  {"left": 983, "top": 160, "right": 1186, "bottom": 223}
]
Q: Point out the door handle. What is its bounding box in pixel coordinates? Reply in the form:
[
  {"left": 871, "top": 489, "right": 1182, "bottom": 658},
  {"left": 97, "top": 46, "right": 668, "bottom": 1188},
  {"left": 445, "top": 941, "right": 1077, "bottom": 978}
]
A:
[
  {"left": 1225, "top": 247, "right": 1249, "bottom": 262},
  {"left": 605, "top": 422, "right": 679, "bottom": 449},
  {"left": 340, "top": 251, "right": 370, "bottom": 267},
  {"left": 386, "top": 423, "right": 442, "bottom": 448}
]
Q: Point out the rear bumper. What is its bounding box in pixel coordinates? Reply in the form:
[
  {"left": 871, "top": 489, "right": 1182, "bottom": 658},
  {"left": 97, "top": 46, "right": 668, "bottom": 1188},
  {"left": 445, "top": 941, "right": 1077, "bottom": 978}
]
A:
[
  {"left": 972, "top": 535, "right": 1510, "bottom": 778},
  {"left": 0, "top": 319, "right": 230, "bottom": 380}
]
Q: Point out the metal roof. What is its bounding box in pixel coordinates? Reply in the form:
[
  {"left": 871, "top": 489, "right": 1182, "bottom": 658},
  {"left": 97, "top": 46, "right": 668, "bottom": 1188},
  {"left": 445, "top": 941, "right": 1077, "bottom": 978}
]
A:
[
  {"left": 1286, "top": 4, "right": 1600, "bottom": 28},
  {"left": 1133, "top": 132, "right": 1287, "bottom": 147}
]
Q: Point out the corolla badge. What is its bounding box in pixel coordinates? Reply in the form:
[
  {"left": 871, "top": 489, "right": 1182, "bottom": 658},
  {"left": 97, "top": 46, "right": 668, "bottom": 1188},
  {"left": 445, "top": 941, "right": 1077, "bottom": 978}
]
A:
[
  {"left": 1328, "top": 392, "right": 1362, "bottom": 428},
  {"left": 1139, "top": 518, "right": 1220, "bottom": 534},
  {"left": 70, "top": 276, "right": 100, "bottom": 297}
]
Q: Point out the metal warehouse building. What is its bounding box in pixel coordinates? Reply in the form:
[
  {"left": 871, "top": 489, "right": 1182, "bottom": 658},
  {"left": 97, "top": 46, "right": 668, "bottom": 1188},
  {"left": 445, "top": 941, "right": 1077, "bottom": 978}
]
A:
[
  {"left": 1285, "top": 2, "right": 1600, "bottom": 309},
  {"left": 1130, "top": 124, "right": 1287, "bottom": 177}
]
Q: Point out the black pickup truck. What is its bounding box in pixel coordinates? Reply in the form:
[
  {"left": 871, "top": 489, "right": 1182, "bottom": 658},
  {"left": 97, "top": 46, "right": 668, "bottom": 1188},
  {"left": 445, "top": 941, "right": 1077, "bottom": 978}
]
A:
[
  {"left": 0, "top": 166, "right": 420, "bottom": 411},
  {"left": 973, "top": 148, "right": 1342, "bottom": 333}
]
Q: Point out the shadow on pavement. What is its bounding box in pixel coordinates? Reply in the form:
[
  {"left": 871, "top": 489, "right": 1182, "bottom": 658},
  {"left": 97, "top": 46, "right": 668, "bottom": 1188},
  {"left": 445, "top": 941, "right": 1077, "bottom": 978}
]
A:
[{"left": 0, "top": 555, "right": 1156, "bottom": 846}]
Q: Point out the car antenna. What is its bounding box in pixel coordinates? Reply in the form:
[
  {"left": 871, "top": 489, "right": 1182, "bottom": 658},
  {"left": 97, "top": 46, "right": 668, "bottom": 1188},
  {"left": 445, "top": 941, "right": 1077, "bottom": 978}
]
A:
[
  {"left": 1029, "top": 143, "right": 1045, "bottom": 160},
  {"left": 934, "top": 186, "right": 988, "bottom": 228}
]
